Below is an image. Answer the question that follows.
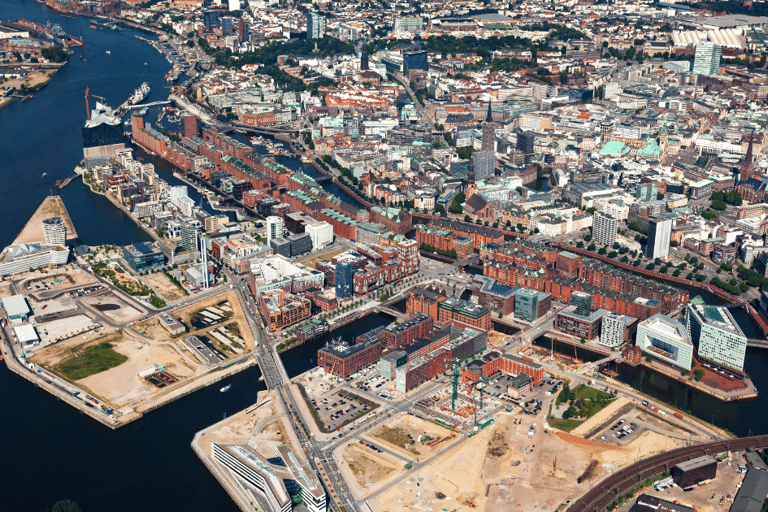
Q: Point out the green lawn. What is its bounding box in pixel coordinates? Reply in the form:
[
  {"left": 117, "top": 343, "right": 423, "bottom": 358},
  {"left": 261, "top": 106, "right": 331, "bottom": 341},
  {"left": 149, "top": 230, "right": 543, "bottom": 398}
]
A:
[
  {"left": 572, "top": 384, "right": 614, "bottom": 403},
  {"left": 547, "top": 417, "right": 584, "bottom": 432},
  {"left": 55, "top": 342, "right": 128, "bottom": 381}
]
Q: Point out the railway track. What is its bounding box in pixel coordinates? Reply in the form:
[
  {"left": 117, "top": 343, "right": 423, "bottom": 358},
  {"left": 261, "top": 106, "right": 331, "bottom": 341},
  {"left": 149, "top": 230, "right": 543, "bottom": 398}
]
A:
[{"left": 567, "top": 435, "right": 768, "bottom": 512}]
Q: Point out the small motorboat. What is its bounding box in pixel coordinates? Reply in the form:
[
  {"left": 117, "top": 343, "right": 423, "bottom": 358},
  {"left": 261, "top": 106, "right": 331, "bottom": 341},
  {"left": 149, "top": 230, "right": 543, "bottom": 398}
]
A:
[{"left": 220, "top": 384, "right": 231, "bottom": 393}]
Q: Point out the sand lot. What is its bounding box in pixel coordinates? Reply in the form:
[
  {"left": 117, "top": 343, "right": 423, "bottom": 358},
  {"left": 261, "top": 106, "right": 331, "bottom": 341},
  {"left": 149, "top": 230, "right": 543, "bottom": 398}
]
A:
[{"left": 142, "top": 272, "right": 187, "bottom": 303}]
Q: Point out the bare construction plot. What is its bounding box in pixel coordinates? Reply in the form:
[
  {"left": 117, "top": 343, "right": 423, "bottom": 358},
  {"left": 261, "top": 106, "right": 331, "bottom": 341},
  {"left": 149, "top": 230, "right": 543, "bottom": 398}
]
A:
[
  {"left": 366, "top": 411, "right": 686, "bottom": 512},
  {"left": 368, "top": 414, "right": 454, "bottom": 462},
  {"left": 141, "top": 272, "right": 187, "bottom": 303},
  {"left": 340, "top": 442, "right": 404, "bottom": 492},
  {"left": 83, "top": 293, "right": 145, "bottom": 324}
]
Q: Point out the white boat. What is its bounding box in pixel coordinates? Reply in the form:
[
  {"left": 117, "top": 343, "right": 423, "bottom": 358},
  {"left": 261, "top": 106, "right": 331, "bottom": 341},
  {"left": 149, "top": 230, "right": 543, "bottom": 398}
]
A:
[
  {"left": 129, "top": 82, "right": 150, "bottom": 105},
  {"left": 105, "top": 50, "right": 111, "bottom": 54},
  {"left": 220, "top": 384, "right": 231, "bottom": 393}
]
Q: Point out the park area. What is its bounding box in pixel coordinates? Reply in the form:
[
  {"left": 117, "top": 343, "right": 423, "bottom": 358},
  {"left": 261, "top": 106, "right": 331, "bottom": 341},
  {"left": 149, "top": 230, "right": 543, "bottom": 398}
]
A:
[{"left": 548, "top": 383, "right": 617, "bottom": 432}]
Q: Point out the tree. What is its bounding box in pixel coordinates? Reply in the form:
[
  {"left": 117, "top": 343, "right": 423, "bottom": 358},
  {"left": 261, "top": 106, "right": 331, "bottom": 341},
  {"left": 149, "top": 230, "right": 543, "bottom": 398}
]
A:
[
  {"left": 53, "top": 501, "right": 82, "bottom": 512},
  {"left": 587, "top": 243, "right": 596, "bottom": 251},
  {"left": 693, "top": 369, "right": 705, "bottom": 382}
]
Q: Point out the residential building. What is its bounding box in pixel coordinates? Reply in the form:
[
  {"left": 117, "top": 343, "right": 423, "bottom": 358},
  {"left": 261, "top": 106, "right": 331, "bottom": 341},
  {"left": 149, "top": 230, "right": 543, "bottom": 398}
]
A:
[
  {"left": 335, "top": 260, "right": 355, "bottom": 300},
  {"left": 593, "top": 211, "right": 618, "bottom": 247},
  {"left": 306, "top": 12, "right": 326, "bottom": 39},
  {"left": 645, "top": 217, "right": 673, "bottom": 259},
  {"left": 259, "top": 290, "right": 311, "bottom": 332},
  {"left": 636, "top": 314, "right": 693, "bottom": 370},
  {"left": 686, "top": 304, "right": 748, "bottom": 373},
  {"left": 318, "top": 336, "right": 383, "bottom": 378},
  {"left": 437, "top": 298, "right": 491, "bottom": 330},
  {"left": 42, "top": 217, "right": 66, "bottom": 246},
  {"left": 600, "top": 312, "right": 637, "bottom": 348},
  {"left": 266, "top": 216, "right": 283, "bottom": 245}
]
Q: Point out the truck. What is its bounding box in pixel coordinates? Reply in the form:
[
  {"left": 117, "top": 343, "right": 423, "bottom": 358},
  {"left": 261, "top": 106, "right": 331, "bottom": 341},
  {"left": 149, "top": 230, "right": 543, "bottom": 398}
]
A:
[{"left": 673, "top": 412, "right": 684, "bottom": 419}]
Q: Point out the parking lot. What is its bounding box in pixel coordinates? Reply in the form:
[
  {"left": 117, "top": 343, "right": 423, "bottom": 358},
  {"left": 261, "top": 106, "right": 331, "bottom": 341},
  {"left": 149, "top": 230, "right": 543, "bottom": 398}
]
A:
[
  {"left": 597, "top": 417, "right": 645, "bottom": 445},
  {"left": 309, "top": 390, "right": 376, "bottom": 432},
  {"left": 355, "top": 373, "right": 397, "bottom": 400}
]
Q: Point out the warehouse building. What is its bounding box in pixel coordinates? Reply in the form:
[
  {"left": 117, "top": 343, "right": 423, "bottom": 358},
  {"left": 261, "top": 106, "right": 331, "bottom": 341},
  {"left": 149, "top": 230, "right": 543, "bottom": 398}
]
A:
[
  {"left": 2, "top": 295, "right": 31, "bottom": 323},
  {"left": 671, "top": 455, "right": 717, "bottom": 489}
]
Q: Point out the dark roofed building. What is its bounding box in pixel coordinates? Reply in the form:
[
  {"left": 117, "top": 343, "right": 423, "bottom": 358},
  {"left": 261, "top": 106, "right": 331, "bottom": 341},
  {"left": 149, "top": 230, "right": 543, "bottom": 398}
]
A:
[
  {"left": 464, "top": 193, "right": 494, "bottom": 221},
  {"left": 671, "top": 455, "right": 717, "bottom": 489},
  {"left": 629, "top": 494, "right": 694, "bottom": 512}
]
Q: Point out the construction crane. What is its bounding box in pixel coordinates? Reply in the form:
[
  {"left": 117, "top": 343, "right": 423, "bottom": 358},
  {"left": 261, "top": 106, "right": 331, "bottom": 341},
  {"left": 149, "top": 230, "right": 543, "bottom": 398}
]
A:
[
  {"left": 92, "top": 93, "right": 106, "bottom": 103},
  {"left": 85, "top": 87, "right": 90, "bottom": 120},
  {"left": 428, "top": 356, "right": 474, "bottom": 411}
]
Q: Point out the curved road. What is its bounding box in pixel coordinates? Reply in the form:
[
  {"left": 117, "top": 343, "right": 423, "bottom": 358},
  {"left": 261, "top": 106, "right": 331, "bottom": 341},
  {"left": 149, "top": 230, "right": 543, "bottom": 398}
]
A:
[{"left": 567, "top": 435, "right": 768, "bottom": 512}]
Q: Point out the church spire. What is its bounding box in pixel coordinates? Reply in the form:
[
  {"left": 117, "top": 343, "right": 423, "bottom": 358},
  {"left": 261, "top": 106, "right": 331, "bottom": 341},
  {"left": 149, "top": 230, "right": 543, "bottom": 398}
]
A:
[
  {"left": 740, "top": 129, "right": 756, "bottom": 183},
  {"left": 485, "top": 100, "right": 493, "bottom": 123}
]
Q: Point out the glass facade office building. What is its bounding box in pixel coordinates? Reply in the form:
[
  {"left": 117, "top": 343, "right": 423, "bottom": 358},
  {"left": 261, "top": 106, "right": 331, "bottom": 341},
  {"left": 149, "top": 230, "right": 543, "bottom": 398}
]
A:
[
  {"left": 686, "top": 304, "right": 747, "bottom": 373},
  {"left": 636, "top": 314, "right": 692, "bottom": 370}
]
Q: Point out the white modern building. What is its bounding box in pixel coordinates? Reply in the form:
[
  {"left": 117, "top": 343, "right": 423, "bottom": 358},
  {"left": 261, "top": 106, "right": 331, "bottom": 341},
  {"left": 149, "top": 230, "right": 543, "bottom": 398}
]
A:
[
  {"left": 42, "top": 217, "right": 67, "bottom": 246},
  {"left": 0, "top": 243, "right": 70, "bottom": 277},
  {"left": 304, "top": 220, "right": 333, "bottom": 251},
  {"left": 228, "top": 0, "right": 239, "bottom": 11},
  {"left": 686, "top": 304, "right": 748, "bottom": 373},
  {"left": 600, "top": 312, "right": 635, "bottom": 348},
  {"left": 636, "top": 314, "right": 693, "bottom": 371},
  {"left": 593, "top": 211, "right": 618, "bottom": 247},
  {"left": 212, "top": 443, "right": 326, "bottom": 512},
  {"left": 266, "top": 216, "right": 284, "bottom": 245}
]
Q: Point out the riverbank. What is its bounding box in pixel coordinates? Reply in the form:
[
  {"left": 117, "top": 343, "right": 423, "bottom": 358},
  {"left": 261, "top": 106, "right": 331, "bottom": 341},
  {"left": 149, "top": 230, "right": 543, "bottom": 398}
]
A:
[{"left": 0, "top": 67, "right": 61, "bottom": 109}]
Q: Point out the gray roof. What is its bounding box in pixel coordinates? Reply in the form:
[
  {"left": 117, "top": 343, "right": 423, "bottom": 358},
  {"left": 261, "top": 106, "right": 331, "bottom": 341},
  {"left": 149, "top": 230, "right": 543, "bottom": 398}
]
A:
[
  {"left": 2, "top": 295, "right": 30, "bottom": 317},
  {"left": 731, "top": 469, "right": 768, "bottom": 512}
]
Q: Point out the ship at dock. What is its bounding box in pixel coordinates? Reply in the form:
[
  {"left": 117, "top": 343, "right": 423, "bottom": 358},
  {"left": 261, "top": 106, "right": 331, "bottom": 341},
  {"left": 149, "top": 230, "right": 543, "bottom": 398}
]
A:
[{"left": 129, "top": 82, "right": 150, "bottom": 105}]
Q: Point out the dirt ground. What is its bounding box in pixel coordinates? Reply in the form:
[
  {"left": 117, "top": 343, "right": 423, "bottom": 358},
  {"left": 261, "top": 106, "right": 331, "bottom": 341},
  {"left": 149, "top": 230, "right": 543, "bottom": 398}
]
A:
[
  {"left": 367, "top": 410, "right": 687, "bottom": 512},
  {"left": 13, "top": 195, "right": 77, "bottom": 245},
  {"left": 486, "top": 330, "right": 509, "bottom": 347},
  {"left": 599, "top": 430, "right": 680, "bottom": 466},
  {"left": 29, "top": 328, "right": 123, "bottom": 368},
  {"left": 369, "top": 424, "right": 491, "bottom": 512},
  {"left": 141, "top": 272, "right": 187, "bottom": 303},
  {"left": 341, "top": 443, "right": 402, "bottom": 490},
  {"left": 368, "top": 413, "right": 454, "bottom": 462},
  {"left": 301, "top": 248, "right": 346, "bottom": 269},
  {"left": 83, "top": 293, "right": 144, "bottom": 324}
]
